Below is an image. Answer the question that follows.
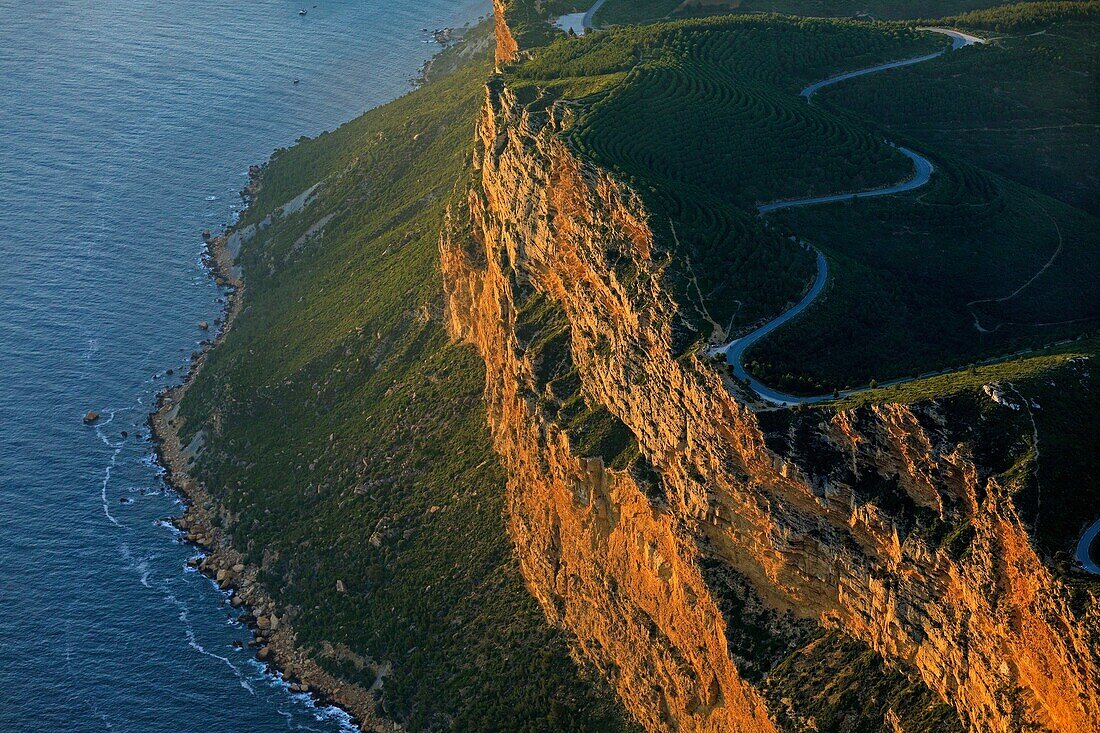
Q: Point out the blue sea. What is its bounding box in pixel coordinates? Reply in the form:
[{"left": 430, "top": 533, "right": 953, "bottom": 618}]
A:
[{"left": 0, "top": 1, "right": 488, "bottom": 730}]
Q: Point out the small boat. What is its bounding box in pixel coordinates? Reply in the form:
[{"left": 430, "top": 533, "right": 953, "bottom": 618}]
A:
[{"left": 299, "top": 9, "right": 307, "bottom": 15}]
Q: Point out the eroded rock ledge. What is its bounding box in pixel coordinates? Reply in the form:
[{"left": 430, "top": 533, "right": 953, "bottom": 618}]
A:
[{"left": 440, "top": 74, "right": 1100, "bottom": 732}]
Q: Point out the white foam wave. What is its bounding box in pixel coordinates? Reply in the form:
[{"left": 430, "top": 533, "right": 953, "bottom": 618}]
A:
[
  {"left": 118, "top": 543, "right": 155, "bottom": 588},
  {"left": 154, "top": 518, "right": 184, "bottom": 536},
  {"left": 100, "top": 452, "right": 122, "bottom": 527},
  {"left": 257, "top": 660, "right": 359, "bottom": 733},
  {"left": 170, "top": 595, "right": 255, "bottom": 694}
]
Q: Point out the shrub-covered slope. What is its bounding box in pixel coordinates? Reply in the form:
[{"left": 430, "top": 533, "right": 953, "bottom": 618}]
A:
[{"left": 173, "top": 41, "right": 636, "bottom": 732}]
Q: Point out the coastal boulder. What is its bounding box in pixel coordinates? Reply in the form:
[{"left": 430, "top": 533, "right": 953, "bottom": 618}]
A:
[{"left": 83, "top": 411, "right": 99, "bottom": 424}]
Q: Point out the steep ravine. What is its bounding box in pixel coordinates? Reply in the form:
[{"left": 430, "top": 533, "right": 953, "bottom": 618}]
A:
[{"left": 440, "top": 65, "right": 1100, "bottom": 733}]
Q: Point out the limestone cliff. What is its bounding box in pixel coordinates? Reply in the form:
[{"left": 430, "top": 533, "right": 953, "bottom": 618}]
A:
[
  {"left": 492, "top": 0, "right": 520, "bottom": 64},
  {"left": 439, "top": 73, "right": 1100, "bottom": 732}
]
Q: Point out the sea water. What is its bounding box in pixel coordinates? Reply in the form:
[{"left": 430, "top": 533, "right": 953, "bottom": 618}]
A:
[{"left": 0, "top": 1, "right": 488, "bottom": 730}]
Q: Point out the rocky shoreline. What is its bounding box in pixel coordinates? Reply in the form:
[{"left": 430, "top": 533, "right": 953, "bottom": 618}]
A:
[
  {"left": 414, "top": 20, "right": 493, "bottom": 86},
  {"left": 148, "top": 174, "right": 393, "bottom": 733}
]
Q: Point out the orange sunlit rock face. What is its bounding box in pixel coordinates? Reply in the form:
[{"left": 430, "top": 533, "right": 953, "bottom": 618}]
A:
[
  {"left": 439, "top": 59, "right": 1100, "bottom": 732},
  {"left": 492, "top": 0, "right": 519, "bottom": 64}
]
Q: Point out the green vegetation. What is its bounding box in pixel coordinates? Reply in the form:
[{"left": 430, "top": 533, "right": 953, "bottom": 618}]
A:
[
  {"left": 177, "top": 38, "right": 636, "bottom": 732},
  {"left": 511, "top": 15, "right": 944, "bottom": 333},
  {"left": 501, "top": 0, "right": 561, "bottom": 50},
  {"left": 748, "top": 163, "right": 1099, "bottom": 391},
  {"left": 508, "top": 2, "right": 1097, "bottom": 407},
  {"left": 594, "top": 0, "right": 1050, "bottom": 27},
  {"left": 940, "top": 0, "right": 1099, "bottom": 29},
  {"left": 822, "top": 5, "right": 1099, "bottom": 214},
  {"left": 593, "top": 0, "right": 684, "bottom": 26},
  {"left": 824, "top": 340, "right": 1089, "bottom": 408},
  {"left": 500, "top": 0, "right": 593, "bottom": 50},
  {"left": 1007, "top": 346, "right": 1100, "bottom": 565},
  {"left": 741, "top": 5, "right": 1099, "bottom": 392}
]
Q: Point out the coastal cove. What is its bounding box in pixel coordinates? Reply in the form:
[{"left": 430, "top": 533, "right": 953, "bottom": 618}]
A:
[{"left": 0, "top": 2, "right": 488, "bottom": 731}]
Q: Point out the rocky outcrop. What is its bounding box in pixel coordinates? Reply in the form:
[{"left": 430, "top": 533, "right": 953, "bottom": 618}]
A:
[
  {"left": 492, "top": 0, "right": 520, "bottom": 64},
  {"left": 439, "top": 71, "right": 1100, "bottom": 732}
]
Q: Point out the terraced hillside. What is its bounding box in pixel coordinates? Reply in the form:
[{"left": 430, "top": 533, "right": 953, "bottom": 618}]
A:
[
  {"left": 502, "top": 2, "right": 1097, "bottom": 394},
  {"left": 752, "top": 160, "right": 1099, "bottom": 391},
  {"left": 510, "top": 16, "right": 945, "bottom": 336},
  {"left": 744, "top": 3, "right": 1099, "bottom": 392},
  {"left": 171, "top": 36, "right": 637, "bottom": 732},
  {"left": 820, "top": 2, "right": 1099, "bottom": 214}
]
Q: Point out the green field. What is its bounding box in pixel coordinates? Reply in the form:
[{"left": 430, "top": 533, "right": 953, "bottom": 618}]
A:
[
  {"left": 593, "top": 0, "right": 1051, "bottom": 27},
  {"left": 747, "top": 161, "right": 1099, "bottom": 392},
  {"left": 176, "top": 38, "right": 637, "bottom": 732},
  {"left": 820, "top": 5, "right": 1099, "bottom": 214},
  {"left": 739, "top": 5, "right": 1100, "bottom": 392}
]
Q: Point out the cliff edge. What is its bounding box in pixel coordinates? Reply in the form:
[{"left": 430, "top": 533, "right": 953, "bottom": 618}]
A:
[{"left": 439, "top": 13, "right": 1100, "bottom": 729}]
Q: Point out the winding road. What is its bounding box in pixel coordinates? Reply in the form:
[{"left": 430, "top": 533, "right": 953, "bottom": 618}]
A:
[
  {"left": 550, "top": 10, "right": 1099, "bottom": 576},
  {"left": 800, "top": 28, "right": 986, "bottom": 100},
  {"left": 546, "top": 12, "right": 987, "bottom": 409},
  {"left": 1077, "top": 519, "right": 1100, "bottom": 575},
  {"left": 757, "top": 146, "right": 934, "bottom": 214},
  {"left": 711, "top": 28, "right": 984, "bottom": 407},
  {"left": 546, "top": 14, "right": 988, "bottom": 405}
]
